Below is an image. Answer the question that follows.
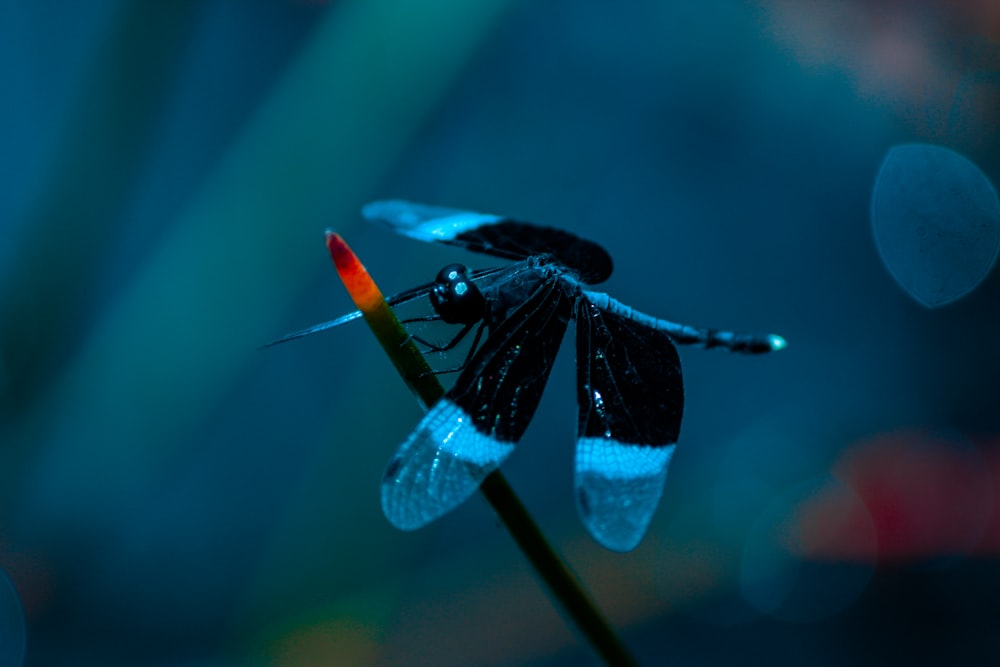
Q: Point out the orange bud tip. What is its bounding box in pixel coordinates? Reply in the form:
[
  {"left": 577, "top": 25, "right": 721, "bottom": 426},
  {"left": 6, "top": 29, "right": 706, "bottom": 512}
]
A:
[
  {"left": 325, "top": 231, "right": 351, "bottom": 269},
  {"left": 327, "top": 232, "right": 384, "bottom": 311}
]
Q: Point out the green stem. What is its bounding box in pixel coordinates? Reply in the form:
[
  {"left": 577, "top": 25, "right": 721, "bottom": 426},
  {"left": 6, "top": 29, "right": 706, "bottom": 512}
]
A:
[
  {"left": 478, "top": 473, "right": 638, "bottom": 666},
  {"left": 330, "top": 232, "right": 637, "bottom": 666}
]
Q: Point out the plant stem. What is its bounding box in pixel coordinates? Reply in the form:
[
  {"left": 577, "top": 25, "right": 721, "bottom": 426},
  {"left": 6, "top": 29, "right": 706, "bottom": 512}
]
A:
[{"left": 325, "top": 231, "right": 638, "bottom": 666}]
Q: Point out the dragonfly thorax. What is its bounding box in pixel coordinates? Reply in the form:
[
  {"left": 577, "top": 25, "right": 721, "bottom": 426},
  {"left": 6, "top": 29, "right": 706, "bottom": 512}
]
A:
[{"left": 430, "top": 263, "right": 486, "bottom": 324}]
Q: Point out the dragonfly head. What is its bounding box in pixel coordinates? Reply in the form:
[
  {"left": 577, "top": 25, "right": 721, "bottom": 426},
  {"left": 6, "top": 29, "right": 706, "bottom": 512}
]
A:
[{"left": 430, "top": 263, "right": 486, "bottom": 324}]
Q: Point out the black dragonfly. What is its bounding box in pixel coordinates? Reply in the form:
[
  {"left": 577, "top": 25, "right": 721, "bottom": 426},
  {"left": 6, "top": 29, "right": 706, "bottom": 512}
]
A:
[{"left": 272, "top": 201, "right": 786, "bottom": 552}]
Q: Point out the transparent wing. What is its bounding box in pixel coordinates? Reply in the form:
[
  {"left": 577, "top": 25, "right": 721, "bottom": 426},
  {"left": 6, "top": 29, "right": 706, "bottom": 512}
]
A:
[
  {"left": 380, "top": 398, "right": 515, "bottom": 529},
  {"left": 573, "top": 296, "right": 683, "bottom": 551},
  {"left": 382, "top": 278, "right": 572, "bottom": 529}
]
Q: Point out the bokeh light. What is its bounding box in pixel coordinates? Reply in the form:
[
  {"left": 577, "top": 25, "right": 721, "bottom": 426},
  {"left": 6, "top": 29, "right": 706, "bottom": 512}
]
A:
[{"left": 872, "top": 144, "right": 1000, "bottom": 307}]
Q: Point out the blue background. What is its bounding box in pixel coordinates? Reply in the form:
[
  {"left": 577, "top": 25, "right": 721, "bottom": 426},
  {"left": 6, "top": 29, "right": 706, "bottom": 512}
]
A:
[{"left": 2, "top": 1, "right": 998, "bottom": 665}]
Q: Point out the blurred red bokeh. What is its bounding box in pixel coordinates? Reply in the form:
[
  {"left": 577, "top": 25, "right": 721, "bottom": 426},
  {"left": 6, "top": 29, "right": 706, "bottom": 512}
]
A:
[{"left": 798, "top": 430, "right": 999, "bottom": 561}]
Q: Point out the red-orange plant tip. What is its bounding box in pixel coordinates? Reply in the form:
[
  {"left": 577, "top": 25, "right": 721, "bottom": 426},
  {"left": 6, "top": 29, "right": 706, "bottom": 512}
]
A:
[{"left": 325, "top": 231, "right": 384, "bottom": 311}]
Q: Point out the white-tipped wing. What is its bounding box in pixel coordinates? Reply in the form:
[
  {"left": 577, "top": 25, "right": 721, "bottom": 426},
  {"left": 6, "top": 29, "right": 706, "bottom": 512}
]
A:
[
  {"left": 575, "top": 438, "right": 675, "bottom": 552},
  {"left": 382, "top": 276, "right": 573, "bottom": 530},
  {"left": 362, "top": 200, "right": 502, "bottom": 243},
  {"left": 573, "top": 296, "right": 684, "bottom": 551},
  {"left": 382, "top": 399, "right": 515, "bottom": 529}
]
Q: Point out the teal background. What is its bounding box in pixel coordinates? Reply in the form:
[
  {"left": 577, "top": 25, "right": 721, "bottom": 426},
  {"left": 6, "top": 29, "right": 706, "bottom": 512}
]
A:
[{"left": 2, "top": 1, "right": 998, "bottom": 665}]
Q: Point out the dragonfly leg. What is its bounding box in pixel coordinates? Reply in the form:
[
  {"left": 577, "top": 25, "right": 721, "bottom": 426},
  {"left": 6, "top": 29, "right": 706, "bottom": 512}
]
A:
[{"left": 417, "top": 322, "right": 487, "bottom": 376}]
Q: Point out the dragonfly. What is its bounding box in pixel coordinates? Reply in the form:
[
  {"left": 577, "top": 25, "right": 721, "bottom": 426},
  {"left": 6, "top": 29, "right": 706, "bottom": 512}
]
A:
[{"left": 270, "top": 201, "right": 786, "bottom": 552}]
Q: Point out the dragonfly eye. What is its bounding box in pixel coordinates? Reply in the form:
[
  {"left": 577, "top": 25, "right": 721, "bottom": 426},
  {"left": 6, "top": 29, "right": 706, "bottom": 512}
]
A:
[{"left": 430, "top": 263, "right": 486, "bottom": 324}]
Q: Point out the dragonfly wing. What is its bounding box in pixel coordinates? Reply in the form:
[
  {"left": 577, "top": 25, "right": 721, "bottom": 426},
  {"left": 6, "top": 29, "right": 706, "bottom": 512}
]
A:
[
  {"left": 574, "top": 296, "right": 684, "bottom": 551},
  {"left": 382, "top": 277, "right": 573, "bottom": 529},
  {"left": 363, "top": 200, "right": 612, "bottom": 281},
  {"left": 362, "top": 200, "right": 504, "bottom": 246},
  {"left": 380, "top": 398, "right": 515, "bottom": 530}
]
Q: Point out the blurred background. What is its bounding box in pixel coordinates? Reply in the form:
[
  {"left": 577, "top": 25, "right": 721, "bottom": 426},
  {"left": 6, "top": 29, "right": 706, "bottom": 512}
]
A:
[{"left": 2, "top": 1, "right": 999, "bottom": 665}]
